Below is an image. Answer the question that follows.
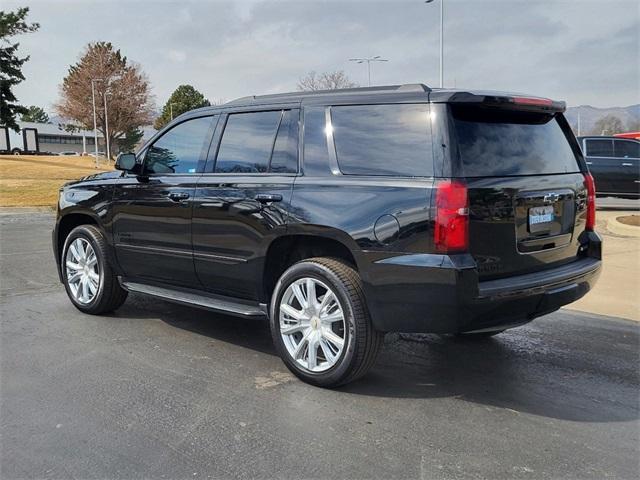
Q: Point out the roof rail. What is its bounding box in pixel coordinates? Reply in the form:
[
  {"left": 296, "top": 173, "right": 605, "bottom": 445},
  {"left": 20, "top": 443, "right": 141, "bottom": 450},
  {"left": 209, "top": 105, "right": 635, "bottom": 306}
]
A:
[
  {"left": 396, "top": 83, "right": 432, "bottom": 92},
  {"left": 225, "top": 95, "right": 256, "bottom": 105},
  {"left": 225, "top": 83, "right": 432, "bottom": 106}
]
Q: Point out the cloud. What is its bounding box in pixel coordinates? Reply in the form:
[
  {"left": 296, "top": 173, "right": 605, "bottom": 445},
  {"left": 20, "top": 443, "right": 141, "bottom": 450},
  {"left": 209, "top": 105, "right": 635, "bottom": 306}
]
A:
[
  {"left": 167, "top": 49, "right": 187, "bottom": 62},
  {"left": 7, "top": 0, "right": 640, "bottom": 111}
]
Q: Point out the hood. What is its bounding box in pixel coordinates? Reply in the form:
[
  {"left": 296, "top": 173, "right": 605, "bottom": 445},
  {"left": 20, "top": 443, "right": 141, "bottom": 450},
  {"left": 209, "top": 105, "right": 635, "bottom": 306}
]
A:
[{"left": 63, "top": 170, "right": 122, "bottom": 187}]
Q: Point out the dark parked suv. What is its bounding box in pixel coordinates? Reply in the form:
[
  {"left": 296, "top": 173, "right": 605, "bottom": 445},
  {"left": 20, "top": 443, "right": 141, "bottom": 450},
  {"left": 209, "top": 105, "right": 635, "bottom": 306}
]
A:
[
  {"left": 576, "top": 136, "right": 640, "bottom": 198},
  {"left": 53, "top": 84, "right": 602, "bottom": 387}
]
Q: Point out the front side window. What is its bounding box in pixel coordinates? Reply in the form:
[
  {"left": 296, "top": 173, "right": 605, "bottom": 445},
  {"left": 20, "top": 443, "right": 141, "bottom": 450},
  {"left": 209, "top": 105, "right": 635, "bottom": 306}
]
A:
[
  {"left": 145, "top": 116, "right": 214, "bottom": 174},
  {"left": 585, "top": 139, "right": 614, "bottom": 158},
  {"left": 331, "top": 104, "right": 434, "bottom": 177},
  {"left": 614, "top": 139, "right": 640, "bottom": 159}
]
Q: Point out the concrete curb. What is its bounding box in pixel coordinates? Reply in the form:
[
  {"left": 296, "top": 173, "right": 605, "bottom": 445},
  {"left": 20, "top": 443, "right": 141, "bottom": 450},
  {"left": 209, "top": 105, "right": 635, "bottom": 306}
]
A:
[
  {"left": 0, "top": 206, "right": 55, "bottom": 215},
  {"left": 607, "top": 215, "right": 640, "bottom": 237}
]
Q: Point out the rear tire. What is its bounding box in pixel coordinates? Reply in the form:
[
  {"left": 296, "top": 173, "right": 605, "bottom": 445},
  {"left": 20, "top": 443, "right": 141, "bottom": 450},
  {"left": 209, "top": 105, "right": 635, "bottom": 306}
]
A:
[
  {"left": 61, "top": 225, "right": 127, "bottom": 314},
  {"left": 269, "top": 257, "right": 383, "bottom": 388}
]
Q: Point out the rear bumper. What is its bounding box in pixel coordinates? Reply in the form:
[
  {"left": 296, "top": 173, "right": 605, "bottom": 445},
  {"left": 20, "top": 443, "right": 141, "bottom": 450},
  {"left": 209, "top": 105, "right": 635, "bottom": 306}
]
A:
[{"left": 362, "top": 231, "right": 602, "bottom": 333}]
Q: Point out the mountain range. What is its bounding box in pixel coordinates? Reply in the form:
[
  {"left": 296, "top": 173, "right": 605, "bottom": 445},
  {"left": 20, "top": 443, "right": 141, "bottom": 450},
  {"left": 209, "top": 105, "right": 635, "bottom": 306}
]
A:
[{"left": 564, "top": 104, "right": 640, "bottom": 135}]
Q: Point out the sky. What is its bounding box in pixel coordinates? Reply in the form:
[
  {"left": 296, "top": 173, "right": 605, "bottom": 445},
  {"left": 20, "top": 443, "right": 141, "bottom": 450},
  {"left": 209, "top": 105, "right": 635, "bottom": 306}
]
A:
[{"left": 7, "top": 0, "right": 640, "bottom": 115}]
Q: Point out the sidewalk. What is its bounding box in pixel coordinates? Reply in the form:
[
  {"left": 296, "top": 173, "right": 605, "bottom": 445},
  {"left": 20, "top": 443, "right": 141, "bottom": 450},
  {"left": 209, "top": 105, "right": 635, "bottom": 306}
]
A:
[{"left": 565, "top": 210, "right": 640, "bottom": 321}]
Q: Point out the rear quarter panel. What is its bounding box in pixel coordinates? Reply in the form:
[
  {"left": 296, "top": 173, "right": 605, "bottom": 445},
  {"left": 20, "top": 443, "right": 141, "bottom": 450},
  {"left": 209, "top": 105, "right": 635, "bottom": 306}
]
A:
[{"left": 288, "top": 175, "right": 436, "bottom": 330}]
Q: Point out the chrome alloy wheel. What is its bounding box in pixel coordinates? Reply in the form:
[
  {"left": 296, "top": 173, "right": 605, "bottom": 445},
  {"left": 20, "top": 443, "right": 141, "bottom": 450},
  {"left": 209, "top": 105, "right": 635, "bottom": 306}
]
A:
[
  {"left": 65, "top": 238, "right": 100, "bottom": 304},
  {"left": 279, "top": 277, "right": 346, "bottom": 372}
]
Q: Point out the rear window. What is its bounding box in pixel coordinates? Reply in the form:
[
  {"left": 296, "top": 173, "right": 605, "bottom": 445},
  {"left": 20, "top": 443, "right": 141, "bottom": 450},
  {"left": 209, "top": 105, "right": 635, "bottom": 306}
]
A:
[
  {"left": 614, "top": 139, "right": 640, "bottom": 159},
  {"left": 451, "top": 106, "right": 580, "bottom": 177},
  {"left": 331, "top": 104, "right": 433, "bottom": 176}
]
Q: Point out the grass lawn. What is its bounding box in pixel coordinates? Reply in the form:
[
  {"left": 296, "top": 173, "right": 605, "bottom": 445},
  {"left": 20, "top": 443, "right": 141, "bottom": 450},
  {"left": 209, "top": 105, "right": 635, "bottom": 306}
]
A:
[{"left": 0, "top": 155, "right": 113, "bottom": 207}]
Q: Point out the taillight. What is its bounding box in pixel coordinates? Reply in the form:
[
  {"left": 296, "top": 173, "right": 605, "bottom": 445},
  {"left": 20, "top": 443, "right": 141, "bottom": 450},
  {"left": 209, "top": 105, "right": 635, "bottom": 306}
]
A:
[
  {"left": 512, "top": 96, "right": 554, "bottom": 107},
  {"left": 434, "top": 180, "right": 469, "bottom": 253},
  {"left": 584, "top": 172, "right": 596, "bottom": 231}
]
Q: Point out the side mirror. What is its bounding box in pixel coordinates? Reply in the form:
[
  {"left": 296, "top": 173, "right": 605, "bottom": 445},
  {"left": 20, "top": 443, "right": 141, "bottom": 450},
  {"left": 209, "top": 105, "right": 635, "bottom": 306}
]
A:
[{"left": 115, "top": 153, "right": 137, "bottom": 172}]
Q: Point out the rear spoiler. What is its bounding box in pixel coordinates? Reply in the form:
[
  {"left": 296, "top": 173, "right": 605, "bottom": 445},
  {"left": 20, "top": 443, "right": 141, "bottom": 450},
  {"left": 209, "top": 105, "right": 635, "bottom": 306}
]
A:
[{"left": 447, "top": 92, "right": 566, "bottom": 113}]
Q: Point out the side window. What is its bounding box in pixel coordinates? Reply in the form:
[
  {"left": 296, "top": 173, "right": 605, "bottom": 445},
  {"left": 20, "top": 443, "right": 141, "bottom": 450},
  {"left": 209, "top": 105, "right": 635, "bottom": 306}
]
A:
[
  {"left": 215, "top": 111, "right": 282, "bottom": 173},
  {"left": 331, "top": 104, "right": 434, "bottom": 176},
  {"left": 585, "top": 139, "right": 614, "bottom": 158},
  {"left": 614, "top": 140, "right": 640, "bottom": 159},
  {"left": 302, "top": 107, "right": 331, "bottom": 176},
  {"left": 270, "top": 109, "right": 299, "bottom": 173},
  {"left": 145, "top": 116, "right": 214, "bottom": 174}
]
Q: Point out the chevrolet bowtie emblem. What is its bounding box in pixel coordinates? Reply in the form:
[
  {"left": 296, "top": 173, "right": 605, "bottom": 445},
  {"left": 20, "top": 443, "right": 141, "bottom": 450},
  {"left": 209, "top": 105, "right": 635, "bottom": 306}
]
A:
[{"left": 543, "top": 193, "right": 560, "bottom": 203}]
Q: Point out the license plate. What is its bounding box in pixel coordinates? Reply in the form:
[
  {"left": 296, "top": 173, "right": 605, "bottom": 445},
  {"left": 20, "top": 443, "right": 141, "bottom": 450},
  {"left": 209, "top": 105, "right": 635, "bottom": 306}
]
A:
[{"left": 529, "top": 205, "right": 555, "bottom": 232}]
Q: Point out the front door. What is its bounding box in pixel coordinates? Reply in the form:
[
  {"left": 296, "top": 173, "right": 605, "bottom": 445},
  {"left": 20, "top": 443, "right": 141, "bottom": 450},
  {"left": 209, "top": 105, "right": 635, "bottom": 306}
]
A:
[
  {"left": 584, "top": 138, "right": 615, "bottom": 194},
  {"left": 112, "top": 115, "right": 217, "bottom": 286},
  {"left": 192, "top": 108, "right": 299, "bottom": 299}
]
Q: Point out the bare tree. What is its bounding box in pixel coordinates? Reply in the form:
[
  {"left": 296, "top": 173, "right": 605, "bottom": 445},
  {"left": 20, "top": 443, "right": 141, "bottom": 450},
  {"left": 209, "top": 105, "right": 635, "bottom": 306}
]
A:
[
  {"left": 297, "top": 70, "right": 358, "bottom": 91},
  {"left": 590, "top": 115, "right": 625, "bottom": 136},
  {"left": 55, "top": 42, "right": 154, "bottom": 158}
]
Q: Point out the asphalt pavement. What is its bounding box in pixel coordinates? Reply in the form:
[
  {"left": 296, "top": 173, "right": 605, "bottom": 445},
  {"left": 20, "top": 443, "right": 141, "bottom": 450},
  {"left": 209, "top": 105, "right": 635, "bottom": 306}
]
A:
[{"left": 1, "top": 211, "right": 639, "bottom": 479}]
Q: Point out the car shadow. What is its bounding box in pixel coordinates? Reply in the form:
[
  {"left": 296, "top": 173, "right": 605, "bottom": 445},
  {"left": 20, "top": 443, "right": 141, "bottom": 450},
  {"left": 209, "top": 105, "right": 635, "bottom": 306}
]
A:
[
  {"left": 342, "top": 330, "right": 640, "bottom": 423},
  {"left": 116, "top": 293, "right": 277, "bottom": 356},
  {"left": 115, "top": 294, "right": 639, "bottom": 424}
]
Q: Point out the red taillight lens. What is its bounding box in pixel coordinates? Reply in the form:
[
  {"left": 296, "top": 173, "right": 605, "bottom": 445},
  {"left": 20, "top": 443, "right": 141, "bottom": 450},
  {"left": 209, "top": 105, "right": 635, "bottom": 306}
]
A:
[
  {"left": 584, "top": 172, "right": 596, "bottom": 231},
  {"left": 512, "top": 96, "right": 553, "bottom": 106},
  {"left": 435, "top": 180, "right": 469, "bottom": 253}
]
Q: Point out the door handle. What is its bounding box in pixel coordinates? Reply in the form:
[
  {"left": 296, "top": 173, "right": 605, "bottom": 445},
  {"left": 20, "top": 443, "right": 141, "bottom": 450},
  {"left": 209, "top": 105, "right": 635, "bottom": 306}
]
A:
[
  {"left": 586, "top": 161, "right": 593, "bottom": 165},
  {"left": 168, "top": 192, "right": 190, "bottom": 201},
  {"left": 621, "top": 163, "right": 633, "bottom": 166},
  {"left": 254, "top": 193, "right": 283, "bottom": 203}
]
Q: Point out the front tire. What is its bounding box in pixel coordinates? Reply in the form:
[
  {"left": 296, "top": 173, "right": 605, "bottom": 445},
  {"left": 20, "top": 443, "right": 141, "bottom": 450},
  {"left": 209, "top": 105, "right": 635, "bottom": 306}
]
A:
[
  {"left": 269, "top": 257, "right": 383, "bottom": 388},
  {"left": 61, "top": 225, "right": 127, "bottom": 314}
]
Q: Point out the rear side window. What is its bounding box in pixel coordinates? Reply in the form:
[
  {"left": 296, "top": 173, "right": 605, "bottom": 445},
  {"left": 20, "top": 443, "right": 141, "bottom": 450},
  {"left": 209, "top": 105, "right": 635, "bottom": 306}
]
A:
[
  {"left": 451, "top": 106, "right": 580, "bottom": 177},
  {"left": 585, "top": 139, "right": 614, "bottom": 157},
  {"left": 215, "top": 110, "right": 298, "bottom": 173},
  {"left": 614, "top": 139, "right": 640, "bottom": 159},
  {"left": 302, "top": 107, "right": 331, "bottom": 176},
  {"left": 331, "top": 104, "right": 434, "bottom": 176},
  {"left": 215, "top": 111, "right": 281, "bottom": 173},
  {"left": 270, "top": 110, "right": 299, "bottom": 173},
  {"left": 145, "top": 116, "right": 214, "bottom": 174}
]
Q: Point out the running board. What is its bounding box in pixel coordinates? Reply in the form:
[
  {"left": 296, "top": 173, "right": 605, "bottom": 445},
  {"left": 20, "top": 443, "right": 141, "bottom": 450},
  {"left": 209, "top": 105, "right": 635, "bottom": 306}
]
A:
[{"left": 121, "top": 281, "right": 266, "bottom": 318}]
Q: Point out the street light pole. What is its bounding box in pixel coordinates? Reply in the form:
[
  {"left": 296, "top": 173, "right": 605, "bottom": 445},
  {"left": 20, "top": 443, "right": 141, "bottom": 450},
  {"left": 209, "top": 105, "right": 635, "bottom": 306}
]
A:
[
  {"left": 170, "top": 102, "right": 178, "bottom": 121},
  {"left": 103, "top": 91, "right": 111, "bottom": 161},
  {"left": 90, "top": 79, "right": 99, "bottom": 168},
  {"left": 425, "top": 0, "right": 444, "bottom": 87},
  {"left": 439, "top": 0, "right": 444, "bottom": 88},
  {"left": 348, "top": 56, "right": 389, "bottom": 87}
]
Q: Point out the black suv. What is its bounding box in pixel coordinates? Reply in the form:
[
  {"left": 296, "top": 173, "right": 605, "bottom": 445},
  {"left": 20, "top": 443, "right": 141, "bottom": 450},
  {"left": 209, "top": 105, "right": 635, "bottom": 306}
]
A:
[
  {"left": 576, "top": 135, "right": 640, "bottom": 199},
  {"left": 53, "top": 84, "right": 602, "bottom": 387}
]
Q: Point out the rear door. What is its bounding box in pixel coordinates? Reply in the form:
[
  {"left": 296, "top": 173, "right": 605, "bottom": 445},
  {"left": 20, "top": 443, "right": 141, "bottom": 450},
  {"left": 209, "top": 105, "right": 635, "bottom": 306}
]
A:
[
  {"left": 583, "top": 138, "right": 615, "bottom": 193},
  {"left": 112, "top": 115, "right": 216, "bottom": 286},
  {"left": 192, "top": 108, "right": 299, "bottom": 299},
  {"left": 447, "top": 104, "right": 588, "bottom": 280},
  {"left": 613, "top": 139, "right": 640, "bottom": 196}
]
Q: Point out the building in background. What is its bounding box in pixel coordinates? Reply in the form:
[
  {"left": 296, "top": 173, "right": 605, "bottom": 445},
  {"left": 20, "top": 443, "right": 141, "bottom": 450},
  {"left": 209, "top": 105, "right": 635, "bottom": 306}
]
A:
[{"left": 0, "top": 122, "right": 105, "bottom": 155}]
